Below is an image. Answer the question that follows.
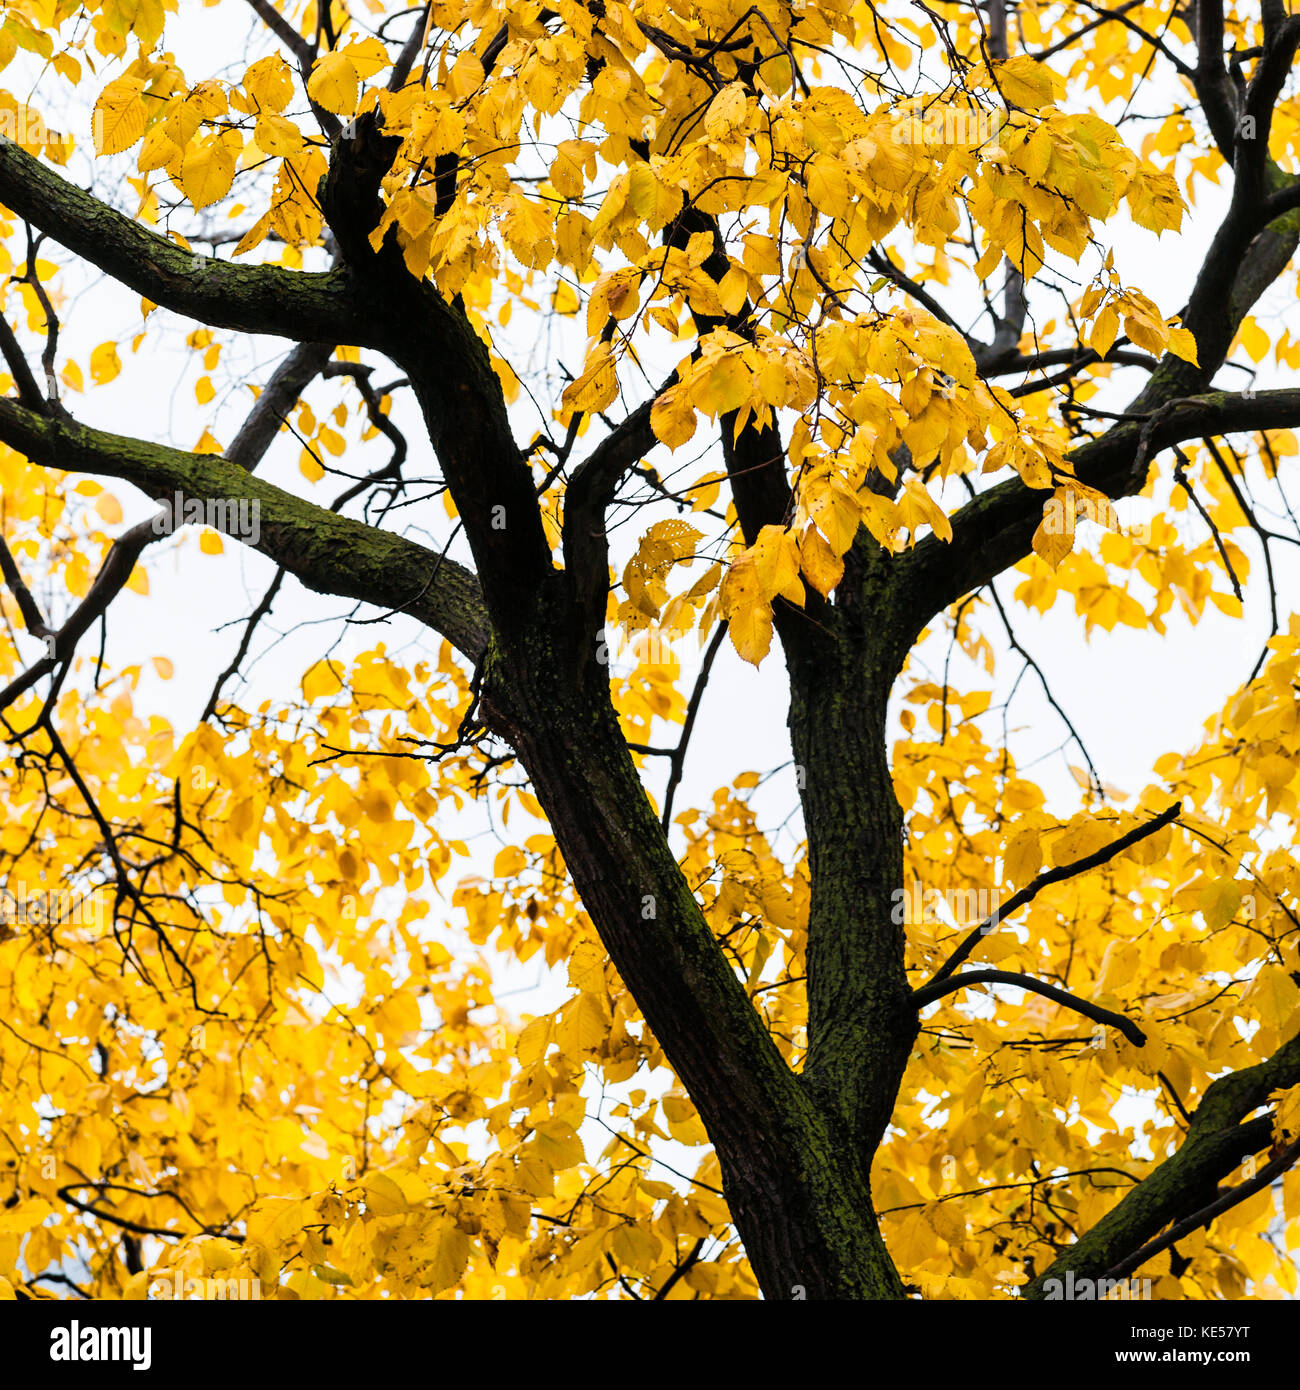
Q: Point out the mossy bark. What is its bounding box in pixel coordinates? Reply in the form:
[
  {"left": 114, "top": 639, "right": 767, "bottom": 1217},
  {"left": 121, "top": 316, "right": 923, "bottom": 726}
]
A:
[{"left": 481, "top": 586, "right": 906, "bottom": 1299}]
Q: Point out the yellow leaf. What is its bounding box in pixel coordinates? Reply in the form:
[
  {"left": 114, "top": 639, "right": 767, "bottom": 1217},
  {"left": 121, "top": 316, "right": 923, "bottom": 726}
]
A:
[
  {"left": 90, "top": 341, "right": 121, "bottom": 385},
  {"left": 363, "top": 1171, "right": 408, "bottom": 1216},
  {"left": 994, "top": 56, "right": 1062, "bottom": 110},
  {"left": 557, "top": 992, "right": 609, "bottom": 1054},
  {"left": 1126, "top": 168, "right": 1185, "bottom": 235},
  {"left": 195, "top": 375, "right": 215, "bottom": 405},
  {"left": 561, "top": 341, "right": 618, "bottom": 415},
  {"left": 152, "top": 656, "right": 174, "bottom": 680},
  {"left": 1090, "top": 304, "right": 1119, "bottom": 358},
  {"left": 94, "top": 492, "right": 123, "bottom": 525},
  {"left": 244, "top": 54, "right": 294, "bottom": 113},
  {"left": 727, "top": 600, "right": 772, "bottom": 666},
  {"left": 302, "top": 660, "right": 344, "bottom": 702},
  {"left": 448, "top": 50, "right": 484, "bottom": 102},
  {"left": 255, "top": 112, "right": 303, "bottom": 158},
  {"left": 1199, "top": 876, "right": 1243, "bottom": 931},
  {"left": 552, "top": 281, "right": 579, "bottom": 315},
  {"left": 703, "top": 83, "right": 747, "bottom": 138},
  {"left": 721, "top": 556, "right": 774, "bottom": 666},
  {"left": 798, "top": 525, "right": 844, "bottom": 597},
  {"left": 1273, "top": 1085, "right": 1300, "bottom": 1143},
  {"left": 198, "top": 1238, "right": 240, "bottom": 1272},
  {"left": 807, "top": 156, "right": 849, "bottom": 217},
  {"left": 341, "top": 37, "right": 390, "bottom": 81},
  {"left": 807, "top": 478, "right": 863, "bottom": 555},
  {"left": 898, "top": 476, "right": 953, "bottom": 544},
  {"left": 1032, "top": 510, "right": 1072, "bottom": 569},
  {"left": 1166, "top": 325, "right": 1199, "bottom": 365},
  {"left": 661, "top": 1089, "right": 708, "bottom": 1145},
  {"left": 586, "top": 267, "right": 641, "bottom": 336},
  {"left": 534, "top": 1119, "right": 584, "bottom": 1170},
  {"left": 1238, "top": 318, "right": 1269, "bottom": 364},
  {"left": 92, "top": 76, "right": 146, "bottom": 155},
  {"left": 696, "top": 353, "right": 750, "bottom": 417},
  {"left": 307, "top": 53, "right": 359, "bottom": 116},
  {"left": 650, "top": 382, "right": 697, "bottom": 449},
  {"left": 1050, "top": 819, "right": 1114, "bottom": 866},
  {"left": 232, "top": 214, "right": 272, "bottom": 258},
  {"left": 1124, "top": 314, "right": 1166, "bottom": 356},
  {"left": 517, "top": 1015, "right": 551, "bottom": 1066},
  {"left": 568, "top": 941, "right": 606, "bottom": 994},
  {"left": 422, "top": 1222, "right": 471, "bottom": 1295},
  {"left": 1244, "top": 966, "right": 1300, "bottom": 1031},
  {"left": 1003, "top": 828, "right": 1042, "bottom": 886},
  {"left": 181, "top": 134, "right": 236, "bottom": 209},
  {"left": 318, "top": 425, "right": 345, "bottom": 456},
  {"left": 199, "top": 529, "right": 224, "bottom": 555},
  {"left": 750, "top": 524, "right": 804, "bottom": 605}
]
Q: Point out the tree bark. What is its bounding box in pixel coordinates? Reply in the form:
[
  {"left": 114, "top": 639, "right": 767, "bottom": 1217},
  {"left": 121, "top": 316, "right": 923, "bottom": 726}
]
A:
[{"left": 478, "top": 580, "right": 906, "bottom": 1298}]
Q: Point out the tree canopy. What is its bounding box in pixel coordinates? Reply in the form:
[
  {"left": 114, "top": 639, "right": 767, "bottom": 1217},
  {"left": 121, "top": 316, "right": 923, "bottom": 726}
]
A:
[{"left": 0, "top": 0, "right": 1298, "bottom": 1301}]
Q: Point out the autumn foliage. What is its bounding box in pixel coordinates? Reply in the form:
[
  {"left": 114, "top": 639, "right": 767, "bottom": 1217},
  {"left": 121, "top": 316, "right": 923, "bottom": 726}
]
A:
[{"left": 0, "top": 0, "right": 1298, "bottom": 1301}]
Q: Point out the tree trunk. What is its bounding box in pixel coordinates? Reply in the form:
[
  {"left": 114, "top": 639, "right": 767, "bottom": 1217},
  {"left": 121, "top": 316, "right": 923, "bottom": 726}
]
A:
[{"left": 481, "top": 581, "right": 906, "bottom": 1298}]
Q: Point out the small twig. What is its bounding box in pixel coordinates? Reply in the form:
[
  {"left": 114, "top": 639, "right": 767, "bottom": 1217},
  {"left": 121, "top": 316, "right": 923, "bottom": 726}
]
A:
[
  {"left": 925, "top": 803, "right": 1182, "bottom": 987},
  {"left": 659, "top": 621, "right": 728, "bottom": 832}
]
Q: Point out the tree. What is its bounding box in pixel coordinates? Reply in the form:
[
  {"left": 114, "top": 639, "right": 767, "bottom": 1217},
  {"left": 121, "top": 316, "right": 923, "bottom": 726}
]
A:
[{"left": 0, "top": 0, "right": 1298, "bottom": 1303}]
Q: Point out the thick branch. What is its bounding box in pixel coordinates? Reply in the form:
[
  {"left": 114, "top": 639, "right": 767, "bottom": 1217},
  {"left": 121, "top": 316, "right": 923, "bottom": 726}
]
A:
[
  {"left": 563, "top": 381, "right": 669, "bottom": 632},
  {"left": 1022, "top": 1030, "right": 1300, "bottom": 1296},
  {"left": 0, "top": 398, "right": 490, "bottom": 662},
  {"left": 1193, "top": 0, "right": 1238, "bottom": 159},
  {"left": 0, "top": 518, "right": 155, "bottom": 714},
  {"left": 317, "top": 113, "right": 554, "bottom": 623},
  {"left": 228, "top": 341, "right": 335, "bottom": 472},
  {"left": 897, "top": 389, "right": 1300, "bottom": 635},
  {"left": 1102, "top": 1131, "right": 1300, "bottom": 1281},
  {"left": 0, "top": 141, "right": 360, "bottom": 342},
  {"left": 1242, "top": 15, "right": 1300, "bottom": 202},
  {"left": 243, "top": 0, "right": 314, "bottom": 67},
  {"left": 0, "top": 535, "right": 54, "bottom": 638}
]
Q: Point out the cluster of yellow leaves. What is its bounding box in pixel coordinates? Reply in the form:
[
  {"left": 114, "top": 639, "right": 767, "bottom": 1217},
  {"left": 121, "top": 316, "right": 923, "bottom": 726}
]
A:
[
  {"left": 0, "top": 445, "right": 756, "bottom": 1297},
  {"left": 47, "top": 0, "right": 1218, "bottom": 695},
  {"left": 4, "top": 0, "right": 1298, "bottom": 1303},
  {"left": 1079, "top": 279, "right": 1198, "bottom": 365},
  {"left": 1017, "top": 439, "right": 1268, "bottom": 630}
]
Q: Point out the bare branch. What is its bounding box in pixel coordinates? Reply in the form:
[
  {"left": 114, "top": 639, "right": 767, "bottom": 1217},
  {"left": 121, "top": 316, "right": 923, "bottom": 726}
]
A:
[
  {"left": 0, "top": 535, "right": 54, "bottom": 639},
  {"left": 925, "top": 803, "right": 1182, "bottom": 988},
  {"left": 228, "top": 342, "right": 336, "bottom": 472},
  {"left": 912, "top": 968, "right": 1147, "bottom": 1047},
  {"left": 563, "top": 376, "right": 673, "bottom": 631}
]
